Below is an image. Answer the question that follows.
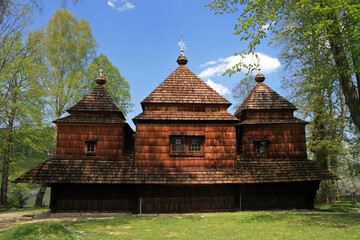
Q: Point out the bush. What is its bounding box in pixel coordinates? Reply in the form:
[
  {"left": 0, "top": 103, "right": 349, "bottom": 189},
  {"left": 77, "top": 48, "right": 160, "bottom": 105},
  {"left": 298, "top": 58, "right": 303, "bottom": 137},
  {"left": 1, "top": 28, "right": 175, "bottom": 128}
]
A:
[{"left": 7, "top": 184, "right": 28, "bottom": 208}]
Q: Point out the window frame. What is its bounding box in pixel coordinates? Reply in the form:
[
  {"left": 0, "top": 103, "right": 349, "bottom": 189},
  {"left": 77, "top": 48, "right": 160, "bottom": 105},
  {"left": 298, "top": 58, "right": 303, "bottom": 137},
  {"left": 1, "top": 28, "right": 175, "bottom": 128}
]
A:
[
  {"left": 255, "top": 140, "right": 269, "bottom": 158},
  {"left": 170, "top": 135, "right": 204, "bottom": 156},
  {"left": 85, "top": 140, "right": 97, "bottom": 156}
]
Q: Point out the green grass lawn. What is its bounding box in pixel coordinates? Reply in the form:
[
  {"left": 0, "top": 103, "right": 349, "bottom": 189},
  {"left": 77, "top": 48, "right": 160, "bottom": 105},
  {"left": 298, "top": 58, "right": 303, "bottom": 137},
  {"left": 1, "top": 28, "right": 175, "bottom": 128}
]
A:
[{"left": 1, "top": 203, "right": 359, "bottom": 240}]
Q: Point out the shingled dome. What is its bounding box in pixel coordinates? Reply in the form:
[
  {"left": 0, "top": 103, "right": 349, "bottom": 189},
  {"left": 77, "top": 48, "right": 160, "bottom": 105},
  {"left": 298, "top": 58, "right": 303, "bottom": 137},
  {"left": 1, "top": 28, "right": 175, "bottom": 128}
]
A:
[
  {"left": 140, "top": 53, "right": 231, "bottom": 107},
  {"left": 55, "top": 71, "right": 126, "bottom": 123},
  {"left": 234, "top": 74, "right": 297, "bottom": 118}
]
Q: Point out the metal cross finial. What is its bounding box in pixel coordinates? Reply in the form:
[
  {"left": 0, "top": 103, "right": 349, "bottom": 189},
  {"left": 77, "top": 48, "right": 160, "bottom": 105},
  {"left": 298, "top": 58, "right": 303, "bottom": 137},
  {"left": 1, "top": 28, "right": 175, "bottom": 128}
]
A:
[
  {"left": 180, "top": 31, "right": 185, "bottom": 53},
  {"left": 99, "top": 60, "right": 104, "bottom": 77}
]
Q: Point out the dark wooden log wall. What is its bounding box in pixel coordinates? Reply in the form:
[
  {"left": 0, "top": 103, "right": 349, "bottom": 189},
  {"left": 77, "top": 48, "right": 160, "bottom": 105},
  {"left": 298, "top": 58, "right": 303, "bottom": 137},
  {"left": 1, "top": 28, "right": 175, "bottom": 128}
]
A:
[
  {"left": 239, "top": 124, "right": 307, "bottom": 158},
  {"left": 50, "top": 184, "right": 137, "bottom": 213},
  {"left": 48, "top": 182, "right": 319, "bottom": 213},
  {"left": 240, "top": 181, "right": 320, "bottom": 210},
  {"left": 139, "top": 184, "right": 238, "bottom": 213},
  {"left": 135, "top": 123, "right": 237, "bottom": 169},
  {"left": 57, "top": 123, "right": 125, "bottom": 157}
]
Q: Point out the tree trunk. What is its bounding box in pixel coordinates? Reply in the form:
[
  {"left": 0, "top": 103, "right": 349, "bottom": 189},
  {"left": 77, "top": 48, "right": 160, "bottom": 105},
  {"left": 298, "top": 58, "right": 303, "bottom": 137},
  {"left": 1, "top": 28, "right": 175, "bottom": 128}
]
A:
[
  {"left": 34, "top": 184, "right": 47, "bottom": 207},
  {"left": 34, "top": 126, "right": 56, "bottom": 207},
  {"left": 0, "top": 110, "right": 15, "bottom": 207},
  {"left": 327, "top": 17, "right": 360, "bottom": 131}
]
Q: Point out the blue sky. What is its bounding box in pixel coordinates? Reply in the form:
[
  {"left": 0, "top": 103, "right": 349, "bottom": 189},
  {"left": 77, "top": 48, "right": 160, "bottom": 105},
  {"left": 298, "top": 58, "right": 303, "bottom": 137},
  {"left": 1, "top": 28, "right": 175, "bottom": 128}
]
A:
[{"left": 31, "top": 0, "right": 283, "bottom": 128}]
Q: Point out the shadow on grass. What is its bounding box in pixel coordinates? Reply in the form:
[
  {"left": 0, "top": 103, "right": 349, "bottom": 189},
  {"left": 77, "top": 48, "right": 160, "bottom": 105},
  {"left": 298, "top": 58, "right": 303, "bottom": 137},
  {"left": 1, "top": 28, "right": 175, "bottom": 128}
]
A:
[
  {"left": 315, "top": 202, "right": 359, "bottom": 213},
  {"left": 239, "top": 211, "right": 360, "bottom": 229}
]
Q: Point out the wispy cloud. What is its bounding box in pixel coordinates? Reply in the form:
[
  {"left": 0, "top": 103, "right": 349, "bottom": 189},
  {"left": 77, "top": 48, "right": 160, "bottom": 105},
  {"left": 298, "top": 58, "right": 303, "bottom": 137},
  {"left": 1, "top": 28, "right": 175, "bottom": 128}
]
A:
[
  {"left": 200, "top": 61, "right": 217, "bottom": 67},
  {"left": 199, "top": 53, "right": 281, "bottom": 79},
  {"left": 107, "top": 0, "right": 135, "bottom": 12},
  {"left": 206, "top": 79, "right": 229, "bottom": 95}
]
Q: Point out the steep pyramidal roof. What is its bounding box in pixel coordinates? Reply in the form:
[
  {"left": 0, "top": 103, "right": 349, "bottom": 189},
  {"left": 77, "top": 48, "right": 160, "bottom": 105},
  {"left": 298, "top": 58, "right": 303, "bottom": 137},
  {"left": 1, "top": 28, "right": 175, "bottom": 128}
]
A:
[
  {"left": 141, "top": 53, "right": 231, "bottom": 107},
  {"left": 55, "top": 71, "right": 126, "bottom": 123},
  {"left": 234, "top": 73, "right": 297, "bottom": 117},
  {"left": 68, "top": 85, "right": 122, "bottom": 113}
]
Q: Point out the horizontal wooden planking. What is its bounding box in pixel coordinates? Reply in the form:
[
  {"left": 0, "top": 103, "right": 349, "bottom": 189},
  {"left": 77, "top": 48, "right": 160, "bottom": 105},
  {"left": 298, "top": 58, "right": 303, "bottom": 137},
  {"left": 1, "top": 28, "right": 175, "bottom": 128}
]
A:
[
  {"left": 58, "top": 125, "right": 124, "bottom": 136},
  {"left": 136, "top": 138, "right": 169, "bottom": 146},
  {"left": 136, "top": 146, "right": 170, "bottom": 153},
  {"left": 242, "top": 151, "right": 307, "bottom": 158},
  {"left": 241, "top": 125, "right": 305, "bottom": 136},
  {"left": 57, "top": 148, "right": 123, "bottom": 157},
  {"left": 245, "top": 110, "right": 293, "bottom": 119},
  {"left": 241, "top": 135, "right": 305, "bottom": 143},
  {"left": 204, "top": 146, "right": 236, "bottom": 153}
]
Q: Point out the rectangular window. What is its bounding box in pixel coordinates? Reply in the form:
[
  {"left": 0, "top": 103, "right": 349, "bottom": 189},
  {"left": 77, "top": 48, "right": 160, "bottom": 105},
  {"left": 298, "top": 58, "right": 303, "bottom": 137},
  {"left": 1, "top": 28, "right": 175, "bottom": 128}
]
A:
[
  {"left": 85, "top": 141, "right": 96, "bottom": 155},
  {"left": 255, "top": 141, "right": 268, "bottom": 158},
  {"left": 170, "top": 135, "right": 204, "bottom": 156}
]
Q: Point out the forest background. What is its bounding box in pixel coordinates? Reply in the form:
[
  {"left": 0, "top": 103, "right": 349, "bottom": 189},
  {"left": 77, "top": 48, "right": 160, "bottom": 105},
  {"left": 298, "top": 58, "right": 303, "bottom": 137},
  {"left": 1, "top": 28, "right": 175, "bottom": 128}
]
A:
[{"left": 0, "top": 0, "right": 359, "bottom": 208}]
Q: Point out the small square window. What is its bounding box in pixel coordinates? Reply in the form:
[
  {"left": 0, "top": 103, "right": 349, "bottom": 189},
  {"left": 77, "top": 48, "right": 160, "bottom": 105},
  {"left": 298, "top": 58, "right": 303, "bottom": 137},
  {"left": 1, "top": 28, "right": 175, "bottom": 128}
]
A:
[
  {"left": 85, "top": 141, "right": 96, "bottom": 155},
  {"left": 170, "top": 135, "right": 204, "bottom": 156},
  {"left": 255, "top": 141, "right": 268, "bottom": 158}
]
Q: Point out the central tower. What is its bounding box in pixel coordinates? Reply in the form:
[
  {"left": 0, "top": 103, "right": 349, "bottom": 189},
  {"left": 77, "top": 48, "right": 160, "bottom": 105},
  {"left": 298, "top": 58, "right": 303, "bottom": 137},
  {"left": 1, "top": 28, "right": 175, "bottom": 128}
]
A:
[{"left": 133, "top": 51, "right": 238, "bottom": 169}]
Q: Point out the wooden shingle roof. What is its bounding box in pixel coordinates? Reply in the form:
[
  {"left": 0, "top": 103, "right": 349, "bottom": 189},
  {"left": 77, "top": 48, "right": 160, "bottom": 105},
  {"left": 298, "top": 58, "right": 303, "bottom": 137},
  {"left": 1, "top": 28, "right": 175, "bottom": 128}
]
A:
[
  {"left": 68, "top": 85, "right": 123, "bottom": 114},
  {"left": 234, "top": 77, "right": 297, "bottom": 118},
  {"left": 134, "top": 111, "right": 238, "bottom": 122},
  {"left": 141, "top": 60, "right": 231, "bottom": 106},
  {"left": 15, "top": 155, "right": 335, "bottom": 185},
  {"left": 55, "top": 74, "right": 126, "bottom": 123}
]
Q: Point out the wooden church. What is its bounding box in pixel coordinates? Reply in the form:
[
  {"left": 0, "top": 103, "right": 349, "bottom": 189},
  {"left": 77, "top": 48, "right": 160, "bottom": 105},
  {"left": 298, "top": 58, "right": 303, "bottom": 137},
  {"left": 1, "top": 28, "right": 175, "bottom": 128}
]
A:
[{"left": 15, "top": 51, "right": 335, "bottom": 213}]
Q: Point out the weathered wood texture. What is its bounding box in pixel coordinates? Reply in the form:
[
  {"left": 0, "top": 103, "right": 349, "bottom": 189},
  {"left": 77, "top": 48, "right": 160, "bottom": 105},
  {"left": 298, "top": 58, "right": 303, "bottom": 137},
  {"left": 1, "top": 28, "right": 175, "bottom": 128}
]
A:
[
  {"left": 135, "top": 123, "right": 237, "bottom": 169},
  {"left": 50, "top": 184, "right": 137, "bottom": 213},
  {"left": 234, "top": 82, "right": 297, "bottom": 118},
  {"left": 139, "top": 184, "right": 238, "bottom": 213},
  {"left": 241, "top": 181, "right": 320, "bottom": 210},
  {"left": 239, "top": 124, "right": 307, "bottom": 158},
  {"left": 143, "top": 103, "right": 229, "bottom": 113},
  {"left": 57, "top": 123, "right": 125, "bottom": 157},
  {"left": 240, "top": 109, "right": 293, "bottom": 120},
  {"left": 48, "top": 182, "right": 319, "bottom": 213}
]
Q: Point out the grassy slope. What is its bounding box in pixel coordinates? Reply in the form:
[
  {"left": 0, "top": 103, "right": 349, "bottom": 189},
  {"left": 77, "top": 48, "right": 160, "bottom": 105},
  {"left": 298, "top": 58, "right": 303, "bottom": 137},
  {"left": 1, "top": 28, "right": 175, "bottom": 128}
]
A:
[{"left": 1, "top": 203, "right": 359, "bottom": 240}]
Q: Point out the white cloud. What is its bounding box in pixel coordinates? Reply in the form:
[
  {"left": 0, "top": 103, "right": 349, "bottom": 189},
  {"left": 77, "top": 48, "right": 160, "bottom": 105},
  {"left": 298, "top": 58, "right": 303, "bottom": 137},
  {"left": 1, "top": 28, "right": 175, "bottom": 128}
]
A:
[
  {"left": 200, "top": 61, "right": 217, "bottom": 68},
  {"left": 107, "top": 0, "right": 135, "bottom": 12},
  {"left": 206, "top": 79, "right": 229, "bottom": 95},
  {"left": 198, "top": 53, "right": 281, "bottom": 79}
]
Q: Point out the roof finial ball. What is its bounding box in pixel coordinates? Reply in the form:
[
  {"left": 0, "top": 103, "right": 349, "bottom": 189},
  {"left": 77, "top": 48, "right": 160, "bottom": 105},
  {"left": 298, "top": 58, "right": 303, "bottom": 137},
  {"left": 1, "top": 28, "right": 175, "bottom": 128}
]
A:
[
  {"left": 177, "top": 32, "right": 188, "bottom": 65},
  {"left": 255, "top": 72, "right": 265, "bottom": 82},
  {"left": 96, "top": 66, "right": 106, "bottom": 85}
]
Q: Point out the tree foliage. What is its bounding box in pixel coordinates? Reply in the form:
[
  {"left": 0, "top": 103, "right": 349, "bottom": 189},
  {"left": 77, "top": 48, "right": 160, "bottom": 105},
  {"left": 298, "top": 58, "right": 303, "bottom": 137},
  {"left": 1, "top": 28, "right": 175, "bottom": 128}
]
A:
[
  {"left": 0, "top": 29, "right": 45, "bottom": 206},
  {"left": 207, "top": 0, "right": 360, "bottom": 131},
  {"left": 231, "top": 75, "right": 256, "bottom": 110},
  {"left": 42, "top": 8, "right": 97, "bottom": 120},
  {"left": 84, "top": 53, "right": 133, "bottom": 116}
]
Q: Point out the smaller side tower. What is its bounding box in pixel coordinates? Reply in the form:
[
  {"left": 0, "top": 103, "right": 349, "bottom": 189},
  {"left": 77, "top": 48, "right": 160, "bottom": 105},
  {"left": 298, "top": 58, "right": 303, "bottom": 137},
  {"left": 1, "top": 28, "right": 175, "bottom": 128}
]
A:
[
  {"left": 54, "top": 71, "right": 132, "bottom": 158},
  {"left": 235, "top": 73, "right": 308, "bottom": 159}
]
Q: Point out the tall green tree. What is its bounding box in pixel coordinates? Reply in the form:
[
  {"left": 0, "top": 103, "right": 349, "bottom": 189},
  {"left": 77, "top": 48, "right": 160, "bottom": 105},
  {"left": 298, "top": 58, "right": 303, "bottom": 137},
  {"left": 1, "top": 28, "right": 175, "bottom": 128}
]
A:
[
  {"left": 0, "top": 1, "right": 35, "bottom": 112},
  {"left": 0, "top": 30, "right": 45, "bottom": 206},
  {"left": 207, "top": 0, "right": 360, "bottom": 131},
  {"left": 84, "top": 53, "right": 133, "bottom": 116},
  {"left": 42, "top": 8, "right": 97, "bottom": 120},
  {"left": 278, "top": 20, "right": 349, "bottom": 202},
  {"left": 32, "top": 9, "right": 97, "bottom": 207}
]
